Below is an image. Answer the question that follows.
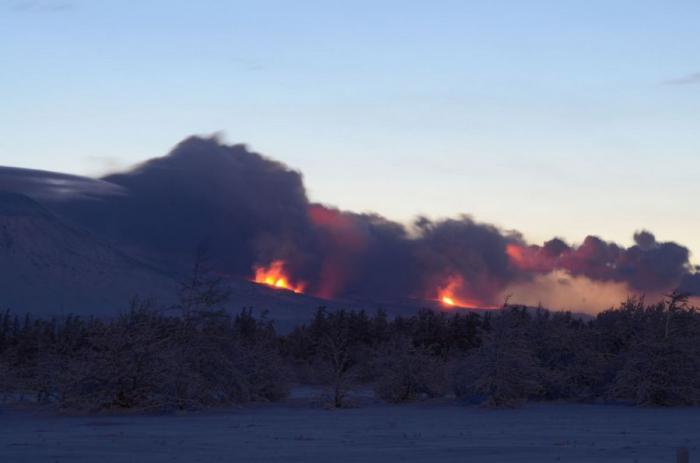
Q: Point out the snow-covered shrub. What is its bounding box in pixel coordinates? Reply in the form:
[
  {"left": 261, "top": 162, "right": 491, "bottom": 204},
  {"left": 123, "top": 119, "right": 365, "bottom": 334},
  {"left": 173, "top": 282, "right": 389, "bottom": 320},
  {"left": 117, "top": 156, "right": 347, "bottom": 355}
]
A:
[
  {"left": 610, "top": 338, "right": 700, "bottom": 406},
  {"left": 607, "top": 294, "right": 700, "bottom": 406},
  {"left": 452, "top": 308, "right": 543, "bottom": 407},
  {"left": 374, "top": 337, "right": 448, "bottom": 403},
  {"left": 528, "top": 310, "right": 607, "bottom": 401},
  {"left": 222, "top": 310, "right": 291, "bottom": 403},
  {"left": 301, "top": 309, "right": 374, "bottom": 408},
  {"left": 0, "top": 360, "right": 15, "bottom": 400},
  {"left": 58, "top": 309, "right": 173, "bottom": 411},
  {"left": 52, "top": 307, "right": 291, "bottom": 412}
]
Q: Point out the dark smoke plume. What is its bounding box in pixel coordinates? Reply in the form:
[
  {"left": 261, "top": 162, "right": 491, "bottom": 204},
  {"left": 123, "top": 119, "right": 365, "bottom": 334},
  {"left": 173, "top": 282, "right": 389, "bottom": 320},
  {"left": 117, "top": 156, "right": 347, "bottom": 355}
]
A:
[
  {"left": 507, "top": 231, "right": 697, "bottom": 294},
  {"left": 680, "top": 271, "right": 700, "bottom": 296},
  {"left": 411, "top": 216, "right": 522, "bottom": 304},
  {"left": 49, "top": 136, "right": 319, "bottom": 274}
]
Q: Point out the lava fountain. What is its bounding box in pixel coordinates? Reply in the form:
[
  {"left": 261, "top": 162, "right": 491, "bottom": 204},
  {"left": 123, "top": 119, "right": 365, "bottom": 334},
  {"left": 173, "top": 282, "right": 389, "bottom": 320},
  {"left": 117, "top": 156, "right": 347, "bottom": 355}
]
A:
[
  {"left": 436, "top": 275, "right": 493, "bottom": 309},
  {"left": 252, "top": 260, "right": 305, "bottom": 293}
]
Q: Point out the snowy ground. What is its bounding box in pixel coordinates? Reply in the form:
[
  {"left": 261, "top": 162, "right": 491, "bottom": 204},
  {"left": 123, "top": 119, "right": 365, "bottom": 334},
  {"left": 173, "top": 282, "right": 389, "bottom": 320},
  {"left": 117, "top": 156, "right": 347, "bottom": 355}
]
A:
[{"left": 1, "top": 397, "right": 698, "bottom": 462}]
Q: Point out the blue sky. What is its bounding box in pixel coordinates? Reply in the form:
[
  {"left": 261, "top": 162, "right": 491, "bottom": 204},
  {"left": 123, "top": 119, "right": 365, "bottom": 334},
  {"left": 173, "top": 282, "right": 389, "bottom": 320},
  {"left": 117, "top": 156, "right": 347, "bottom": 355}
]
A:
[{"left": 1, "top": 0, "right": 699, "bottom": 259}]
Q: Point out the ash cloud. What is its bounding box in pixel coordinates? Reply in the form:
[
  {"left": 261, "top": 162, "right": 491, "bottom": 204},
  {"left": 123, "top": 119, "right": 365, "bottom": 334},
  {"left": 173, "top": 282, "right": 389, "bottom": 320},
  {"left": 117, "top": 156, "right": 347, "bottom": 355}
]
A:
[
  {"left": 304, "top": 209, "right": 518, "bottom": 304},
  {"left": 42, "top": 136, "right": 318, "bottom": 273},
  {"left": 411, "top": 216, "right": 521, "bottom": 304},
  {"left": 306, "top": 205, "right": 416, "bottom": 299},
  {"left": 509, "top": 231, "right": 697, "bottom": 295},
  {"left": 4, "top": 135, "right": 699, "bottom": 308},
  {"left": 680, "top": 271, "right": 700, "bottom": 296}
]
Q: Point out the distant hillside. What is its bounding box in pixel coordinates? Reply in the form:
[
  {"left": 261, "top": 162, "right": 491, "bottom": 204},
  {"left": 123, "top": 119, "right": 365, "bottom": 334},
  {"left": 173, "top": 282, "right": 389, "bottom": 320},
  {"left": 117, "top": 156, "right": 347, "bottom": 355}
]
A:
[
  {"left": 0, "top": 191, "right": 176, "bottom": 316},
  {"left": 0, "top": 166, "right": 123, "bottom": 202}
]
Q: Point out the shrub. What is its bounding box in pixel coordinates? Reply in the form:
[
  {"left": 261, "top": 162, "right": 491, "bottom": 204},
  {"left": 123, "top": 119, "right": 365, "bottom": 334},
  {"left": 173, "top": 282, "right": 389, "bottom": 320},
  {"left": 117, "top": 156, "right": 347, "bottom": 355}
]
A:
[
  {"left": 374, "top": 337, "right": 448, "bottom": 403},
  {"left": 452, "top": 309, "right": 543, "bottom": 407}
]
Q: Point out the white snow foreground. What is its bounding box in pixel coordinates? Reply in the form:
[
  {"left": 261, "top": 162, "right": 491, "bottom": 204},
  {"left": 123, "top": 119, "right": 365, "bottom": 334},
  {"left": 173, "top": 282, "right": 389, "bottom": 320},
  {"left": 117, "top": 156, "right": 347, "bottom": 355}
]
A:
[{"left": 0, "top": 401, "right": 697, "bottom": 462}]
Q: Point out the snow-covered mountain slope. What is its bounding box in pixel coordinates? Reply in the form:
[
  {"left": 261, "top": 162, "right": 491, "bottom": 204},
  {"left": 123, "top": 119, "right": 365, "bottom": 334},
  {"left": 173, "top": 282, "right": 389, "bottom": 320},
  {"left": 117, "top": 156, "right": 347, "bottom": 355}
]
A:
[{"left": 0, "top": 191, "right": 176, "bottom": 316}]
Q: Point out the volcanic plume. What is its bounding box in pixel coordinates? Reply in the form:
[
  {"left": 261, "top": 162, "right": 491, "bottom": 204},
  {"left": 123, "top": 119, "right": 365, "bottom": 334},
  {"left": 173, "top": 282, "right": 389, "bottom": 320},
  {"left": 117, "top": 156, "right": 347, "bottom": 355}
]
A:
[
  {"left": 3, "top": 135, "right": 699, "bottom": 312},
  {"left": 504, "top": 232, "right": 695, "bottom": 293}
]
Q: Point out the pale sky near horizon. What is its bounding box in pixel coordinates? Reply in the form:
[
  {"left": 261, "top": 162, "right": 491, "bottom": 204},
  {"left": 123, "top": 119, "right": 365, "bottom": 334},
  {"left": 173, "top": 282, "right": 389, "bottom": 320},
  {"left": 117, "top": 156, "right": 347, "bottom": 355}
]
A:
[{"left": 1, "top": 1, "right": 699, "bottom": 261}]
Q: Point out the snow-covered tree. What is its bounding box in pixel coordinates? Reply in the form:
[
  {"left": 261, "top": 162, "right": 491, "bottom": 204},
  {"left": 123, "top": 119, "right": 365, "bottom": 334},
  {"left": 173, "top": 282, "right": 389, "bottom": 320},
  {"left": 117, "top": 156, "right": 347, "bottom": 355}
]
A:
[
  {"left": 453, "top": 308, "right": 543, "bottom": 407},
  {"left": 608, "top": 293, "right": 700, "bottom": 406},
  {"left": 374, "top": 336, "right": 448, "bottom": 403}
]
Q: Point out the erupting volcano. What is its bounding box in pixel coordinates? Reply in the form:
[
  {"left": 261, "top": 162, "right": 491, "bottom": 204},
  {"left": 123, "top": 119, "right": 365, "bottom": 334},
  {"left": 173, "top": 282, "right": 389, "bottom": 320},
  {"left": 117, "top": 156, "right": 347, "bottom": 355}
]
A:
[
  {"left": 3, "top": 136, "right": 698, "bottom": 315},
  {"left": 252, "top": 260, "right": 305, "bottom": 294}
]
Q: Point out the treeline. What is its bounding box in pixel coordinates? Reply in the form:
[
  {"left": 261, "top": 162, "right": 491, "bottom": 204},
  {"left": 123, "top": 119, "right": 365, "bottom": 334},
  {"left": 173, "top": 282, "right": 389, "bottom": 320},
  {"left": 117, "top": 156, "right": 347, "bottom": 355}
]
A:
[
  {"left": 1, "top": 287, "right": 699, "bottom": 411},
  {"left": 282, "top": 291, "right": 700, "bottom": 408},
  {"left": 0, "top": 302, "right": 288, "bottom": 411}
]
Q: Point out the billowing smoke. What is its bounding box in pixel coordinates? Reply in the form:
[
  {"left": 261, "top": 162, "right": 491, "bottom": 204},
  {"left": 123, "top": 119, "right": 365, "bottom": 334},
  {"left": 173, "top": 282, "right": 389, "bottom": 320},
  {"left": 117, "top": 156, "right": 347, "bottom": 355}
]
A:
[
  {"left": 48, "top": 136, "right": 319, "bottom": 274},
  {"left": 4, "top": 135, "right": 699, "bottom": 310},
  {"left": 411, "top": 216, "right": 521, "bottom": 305},
  {"left": 304, "top": 208, "right": 519, "bottom": 304},
  {"left": 506, "top": 231, "right": 695, "bottom": 294},
  {"left": 306, "top": 205, "right": 416, "bottom": 299},
  {"left": 680, "top": 271, "right": 700, "bottom": 295}
]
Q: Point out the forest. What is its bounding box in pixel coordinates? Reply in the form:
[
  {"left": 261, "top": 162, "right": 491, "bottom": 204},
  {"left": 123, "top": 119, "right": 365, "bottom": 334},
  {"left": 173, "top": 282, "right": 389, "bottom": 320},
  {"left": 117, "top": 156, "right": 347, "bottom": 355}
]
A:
[{"left": 0, "top": 266, "right": 698, "bottom": 412}]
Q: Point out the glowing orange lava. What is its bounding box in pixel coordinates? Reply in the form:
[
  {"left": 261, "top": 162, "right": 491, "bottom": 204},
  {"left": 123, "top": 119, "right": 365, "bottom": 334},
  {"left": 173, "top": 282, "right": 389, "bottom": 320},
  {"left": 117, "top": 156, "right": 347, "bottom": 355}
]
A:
[
  {"left": 253, "top": 260, "right": 305, "bottom": 293},
  {"left": 435, "top": 275, "right": 502, "bottom": 309},
  {"left": 436, "top": 276, "right": 483, "bottom": 309}
]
